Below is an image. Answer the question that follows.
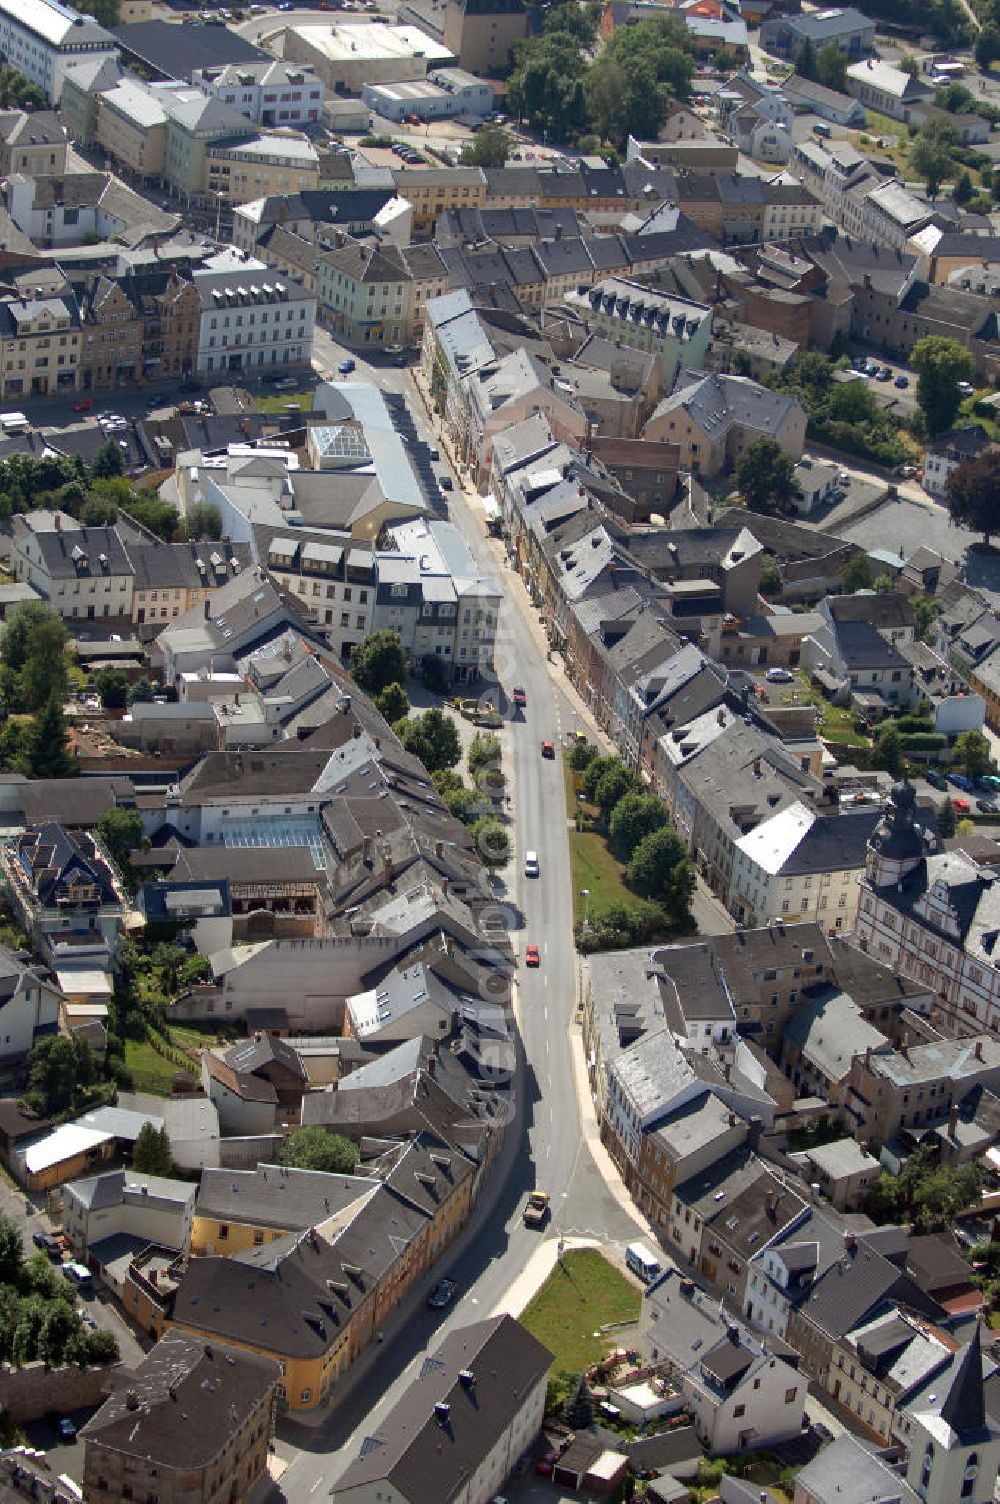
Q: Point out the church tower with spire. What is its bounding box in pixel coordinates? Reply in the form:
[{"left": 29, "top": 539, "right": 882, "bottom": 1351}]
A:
[
  {"left": 865, "top": 778, "right": 930, "bottom": 891},
  {"left": 904, "top": 1324, "right": 1000, "bottom": 1504}
]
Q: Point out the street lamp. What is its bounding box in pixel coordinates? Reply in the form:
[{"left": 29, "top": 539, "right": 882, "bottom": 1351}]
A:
[{"left": 579, "top": 888, "right": 590, "bottom": 935}]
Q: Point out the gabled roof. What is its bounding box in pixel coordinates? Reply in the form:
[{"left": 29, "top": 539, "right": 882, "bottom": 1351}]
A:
[{"left": 332, "top": 1316, "right": 551, "bottom": 1502}]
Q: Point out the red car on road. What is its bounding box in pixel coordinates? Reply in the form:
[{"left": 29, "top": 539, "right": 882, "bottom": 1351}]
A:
[
  {"left": 512, "top": 686, "right": 526, "bottom": 707},
  {"left": 525, "top": 945, "right": 540, "bottom": 967},
  {"left": 541, "top": 740, "right": 554, "bottom": 758},
  {"left": 953, "top": 798, "right": 971, "bottom": 814},
  {"left": 71, "top": 399, "right": 92, "bottom": 412}
]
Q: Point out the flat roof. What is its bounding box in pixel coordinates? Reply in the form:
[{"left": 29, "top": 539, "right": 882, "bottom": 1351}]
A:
[{"left": 23, "top": 1124, "right": 113, "bottom": 1175}]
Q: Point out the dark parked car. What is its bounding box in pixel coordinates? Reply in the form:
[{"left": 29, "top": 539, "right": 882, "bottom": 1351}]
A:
[
  {"left": 427, "top": 1277, "right": 457, "bottom": 1309},
  {"left": 925, "top": 770, "right": 947, "bottom": 791},
  {"left": 439, "top": 474, "right": 453, "bottom": 491},
  {"left": 977, "top": 799, "right": 999, "bottom": 814},
  {"left": 337, "top": 358, "right": 355, "bottom": 374}
]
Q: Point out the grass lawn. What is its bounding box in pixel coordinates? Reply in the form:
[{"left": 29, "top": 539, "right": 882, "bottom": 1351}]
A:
[
  {"left": 562, "top": 756, "right": 633, "bottom": 925},
  {"left": 519, "top": 1249, "right": 641, "bottom": 1372},
  {"left": 255, "top": 389, "right": 315, "bottom": 415},
  {"left": 124, "top": 1035, "right": 180, "bottom": 1095},
  {"left": 767, "top": 673, "right": 870, "bottom": 748},
  {"left": 171, "top": 1024, "right": 226, "bottom": 1053}
]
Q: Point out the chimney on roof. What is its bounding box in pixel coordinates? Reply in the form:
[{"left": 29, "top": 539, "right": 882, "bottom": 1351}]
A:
[
  {"left": 975, "top": 1040, "right": 984, "bottom": 1062},
  {"left": 949, "top": 1100, "right": 959, "bottom": 1136},
  {"left": 204, "top": 599, "right": 211, "bottom": 620},
  {"left": 748, "top": 1115, "right": 762, "bottom": 1151},
  {"left": 427, "top": 1054, "right": 436, "bottom": 1077},
  {"left": 362, "top": 835, "right": 372, "bottom": 864},
  {"left": 844, "top": 1232, "right": 856, "bottom": 1254}
]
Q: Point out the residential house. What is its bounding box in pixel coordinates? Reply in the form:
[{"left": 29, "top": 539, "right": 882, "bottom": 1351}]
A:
[
  {"left": 761, "top": 8, "right": 875, "bottom": 61},
  {"left": 922, "top": 424, "right": 996, "bottom": 500},
  {"left": 0, "top": 946, "right": 62, "bottom": 1081},
  {"left": 193, "top": 249, "right": 316, "bottom": 379},
  {"left": 857, "top": 779, "right": 1000, "bottom": 1036},
  {"left": 798, "top": 1137, "right": 881, "bottom": 1210},
  {"left": 81, "top": 1330, "right": 279, "bottom": 1504},
  {"left": 442, "top": 0, "right": 529, "bottom": 75},
  {"left": 0, "top": 0, "right": 117, "bottom": 104},
  {"left": 830, "top": 1309, "right": 953, "bottom": 1444},
  {"left": 783, "top": 76, "right": 866, "bottom": 127},
  {"left": 643, "top": 370, "right": 806, "bottom": 478},
  {"left": 0, "top": 287, "right": 81, "bottom": 400},
  {"left": 846, "top": 60, "right": 935, "bottom": 125},
  {"left": 730, "top": 802, "right": 881, "bottom": 935},
  {"left": 0, "top": 110, "right": 68, "bottom": 177},
  {"left": 317, "top": 239, "right": 411, "bottom": 350},
  {"left": 11, "top": 516, "right": 134, "bottom": 623},
  {"left": 330, "top": 1316, "right": 551, "bottom": 1504},
  {"left": 192, "top": 60, "right": 325, "bottom": 129},
  {"left": 190, "top": 1163, "right": 378, "bottom": 1256},
  {"left": 1, "top": 821, "right": 125, "bottom": 977},
  {"left": 639, "top": 1268, "right": 806, "bottom": 1453},
  {"left": 563, "top": 278, "right": 713, "bottom": 386},
  {"left": 793, "top": 1433, "right": 919, "bottom": 1504},
  {"left": 62, "top": 1168, "right": 196, "bottom": 1259}
]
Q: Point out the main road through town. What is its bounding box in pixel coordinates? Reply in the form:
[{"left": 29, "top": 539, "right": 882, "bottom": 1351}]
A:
[{"left": 264, "top": 338, "right": 646, "bottom": 1502}]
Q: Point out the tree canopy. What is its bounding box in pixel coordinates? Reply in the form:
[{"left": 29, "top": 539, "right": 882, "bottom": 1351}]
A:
[
  {"left": 280, "top": 1126, "right": 358, "bottom": 1175},
  {"left": 608, "top": 792, "right": 668, "bottom": 861},
  {"left": 97, "top": 807, "right": 147, "bottom": 888},
  {"left": 459, "top": 126, "right": 514, "bottom": 168},
  {"left": 0, "top": 601, "right": 67, "bottom": 714},
  {"left": 27, "top": 1035, "right": 97, "bottom": 1116},
  {"left": 735, "top": 436, "right": 801, "bottom": 515},
  {"left": 911, "top": 117, "right": 958, "bottom": 198},
  {"left": 133, "top": 1123, "right": 173, "bottom": 1177},
  {"left": 351, "top": 630, "right": 407, "bottom": 695},
  {"left": 625, "top": 825, "right": 695, "bottom": 920},
  {"left": 398, "top": 708, "right": 461, "bottom": 772},
  {"left": 945, "top": 449, "right": 1000, "bottom": 547}
]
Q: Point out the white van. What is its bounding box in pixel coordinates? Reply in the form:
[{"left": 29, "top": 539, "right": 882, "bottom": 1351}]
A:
[
  {"left": 524, "top": 850, "right": 539, "bottom": 878},
  {"left": 625, "top": 1242, "right": 661, "bottom": 1284}
]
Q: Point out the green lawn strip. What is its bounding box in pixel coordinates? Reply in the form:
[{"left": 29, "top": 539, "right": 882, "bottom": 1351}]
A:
[
  {"left": 519, "top": 1249, "right": 641, "bottom": 1372},
  {"left": 255, "top": 389, "right": 315, "bottom": 415}
]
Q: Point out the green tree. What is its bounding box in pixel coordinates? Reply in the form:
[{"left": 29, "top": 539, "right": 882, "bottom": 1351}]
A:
[
  {"left": 953, "top": 168, "right": 974, "bottom": 204},
  {"left": 912, "top": 596, "right": 941, "bottom": 642},
  {"left": 133, "top": 1123, "right": 173, "bottom": 1176},
  {"left": 27, "top": 698, "right": 75, "bottom": 780},
  {"left": 873, "top": 573, "right": 895, "bottom": 594},
  {"left": 508, "top": 32, "right": 589, "bottom": 142},
  {"left": 945, "top": 449, "right": 1000, "bottom": 546},
  {"left": 0, "top": 67, "right": 46, "bottom": 110},
  {"left": 80, "top": 494, "right": 119, "bottom": 526},
  {"left": 128, "top": 677, "right": 156, "bottom": 704},
  {"left": 459, "top": 126, "right": 514, "bottom": 168},
  {"left": 759, "top": 554, "right": 782, "bottom": 596},
  {"left": 899, "top": 52, "right": 921, "bottom": 75},
  {"left": 398, "top": 708, "right": 461, "bottom": 772},
  {"left": 594, "top": 761, "right": 639, "bottom": 819},
  {"left": 350, "top": 630, "right": 407, "bottom": 695},
  {"left": 582, "top": 753, "right": 617, "bottom": 801},
  {"left": 93, "top": 667, "right": 129, "bottom": 709},
  {"left": 735, "top": 436, "right": 801, "bottom": 514},
  {"left": 583, "top": 56, "right": 628, "bottom": 143},
  {"left": 626, "top": 825, "right": 694, "bottom": 919},
  {"left": 730, "top": 347, "right": 752, "bottom": 377},
  {"left": 422, "top": 654, "right": 450, "bottom": 694},
  {"left": 842, "top": 553, "right": 873, "bottom": 594},
  {"left": 433, "top": 768, "right": 477, "bottom": 823},
  {"left": 38, "top": 1302, "right": 80, "bottom": 1369},
  {"left": 375, "top": 681, "right": 410, "bottom": 724},
  {"left": 91, "top": 440, "right": 125, "bottom": 480},
  {"left": 27, "top": 1035, "right": 95, "bottom": 1115},
  {"left": 875, "top": 723, "right": 902, "bottom": 777},
  {"left": 911, "top": 117, "right": 958, "bottom": 198},
  {"left": 470, "top": 816, "right": 511, "bottom": 868},
  {"left": 280, "top": 1125, "right": 358, "bottom": 1174},
  {"left": 570, "top": 739, "right": 598, "bottom": 772},
  {"left": 468, "top": 731, "right": 501, "bottom": 778},
  {"left": 937, "top": 795, "right": 957, "bottom": 838},
  {"left": 544, "top": 0, "right": 599, "bottom": 44},
  {"left": 561, "top": 1374, "right": 593, "bottom": 1429},
  {"left": 96, "top": 807, "right": 147, "bottom": 886},
  {"left": 976, "top": 21, "right": 1000, "bottom": 69},
  {"left": 185, "top": 502, "right": 223, "bottom": 541},
  {"left": 72, "top": 0, "right": 118, "bottom": 23},
  {"left": 815, "top": 41, "right": 848, "bottom": 91},
  {"left": 124, "top": 493, "right": 180, "bottom": 540},
  {"left": 0, "top": 601, "right": 67, "bottom": 713},
  {"left": 956, "top": 729, "right": 992, "bottom": 780},
  {"left": 83, "top": 1328, "right": 120, "bottom": 1365},
  {"left": 608, "top": 791, "right": 667, "bottom": 861},
  {"left": 796, "top": 35, "right": 818, "bottom": 79},
  {"left": 0, "top": 1217, "right": 23, "bottom": 1287}
]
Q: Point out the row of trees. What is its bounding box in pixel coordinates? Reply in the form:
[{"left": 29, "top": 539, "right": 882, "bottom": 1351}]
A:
[
  {"left": 764, "top": 352, "right": 909, "bottom": 471},
  {"left": 507, "top": 14, "right": 695, "bottom": 149},
  {"left": 572, "top": 743, "right": 695, "bottom": 948},
  {"left": 0, "top": 452, "right": 217, "bottom": 542}
]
